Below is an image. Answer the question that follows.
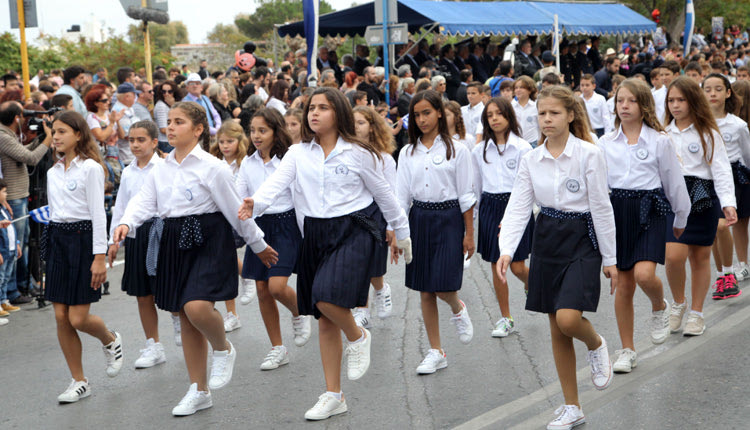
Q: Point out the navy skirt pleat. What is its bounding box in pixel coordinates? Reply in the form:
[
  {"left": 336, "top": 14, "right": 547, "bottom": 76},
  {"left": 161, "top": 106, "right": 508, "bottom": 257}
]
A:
[
  {"left": 526, "top": 214, "right": 601, "bottom": 314},
  {"left": 297, "top": 203, "right": 383, "bottom": 319},
  {"left": 154, "top": 212, "right": 238, "bottom": 312},
  {"left": 242, "top": 210, "right": 302, "bottom": 281},
  {"left": 122, "top": 220, "right": 156, "bottom": 297},
  {"left": 610, "top": 194, "right": 666, "bottom": 271},
  {"left": 371, "top": 203, "right": 389, "bottom": 278},
  {"left": 477, "top": 194, "right": 533, "bottom": 263},
  {"left": 665, "top": 196, "right": 721, "bottom": 247},
  {"left": 405, "top": 204, "right": 464, "bottom": 292},
  {"left": 44, "top": 222, "right": 100, "bottom": 306},
  {"left": 732, "top": 163, "right": 750, "bottom": 218}
]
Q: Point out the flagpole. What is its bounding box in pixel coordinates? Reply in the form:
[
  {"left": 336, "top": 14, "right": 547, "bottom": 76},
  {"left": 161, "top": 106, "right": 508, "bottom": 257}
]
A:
[{"left": 683, "top": 0, "right": 694, "bottom": 58}]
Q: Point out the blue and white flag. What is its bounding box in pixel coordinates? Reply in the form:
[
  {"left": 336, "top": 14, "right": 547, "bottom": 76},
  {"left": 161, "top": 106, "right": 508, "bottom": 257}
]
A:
[
  {"left": 29, "top": 205, "right": 50, "bottom": 224},
  {"left": 304, "top": 0, "right": 319, "bottom": 85},
  {"left": 683, "top": 0, "right": 695, "bottom": 58}
]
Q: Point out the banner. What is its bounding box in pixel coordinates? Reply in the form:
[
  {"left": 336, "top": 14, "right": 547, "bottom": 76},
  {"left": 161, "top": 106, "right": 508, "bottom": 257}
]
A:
[
  {"left": 683, "top": 0, "right": 694, "bottom": 57},
  {"left": 303, "top": 0, "right": 319, "bottom": 86}
]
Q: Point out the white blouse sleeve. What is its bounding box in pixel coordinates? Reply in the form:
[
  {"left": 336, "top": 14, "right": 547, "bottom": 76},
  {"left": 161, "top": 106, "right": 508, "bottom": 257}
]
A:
[
  {"left": 471, "top": 146, "right": 483, "bottom": 207},
  {"left": 585, "top": 147, "right": 617, "bottom": 267},
  {"left": 85, "top": 162, "right": 108, "bottom": 254},
  {"left": 120, "top": 167, "right": 159, "bottom": 234},
  {"left": 360, "top": 150, "right": 410, "bottom": 241},
  {"left": 498, "top": 154, "right": 535, "bottom": 258},
  {"left": 454, "top": 145, "right": 477, "bottom": 213},
  {"left": 709, "top": 131, "right": 737, "bottom": 209},
  {"left": 252, "top": 148, "right": 298, "bottom": 217},
  {"left": 396, "top": 146, "right": 413, "bottom": 215},
  {"left": 657, "top": 137, "right": 691, "bottom": 229}
]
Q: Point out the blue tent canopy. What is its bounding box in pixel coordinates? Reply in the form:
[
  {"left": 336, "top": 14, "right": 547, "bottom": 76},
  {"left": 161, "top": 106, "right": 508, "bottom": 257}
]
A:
[{"left": 277, "top": 0, "right": 655, "bottom": 38}]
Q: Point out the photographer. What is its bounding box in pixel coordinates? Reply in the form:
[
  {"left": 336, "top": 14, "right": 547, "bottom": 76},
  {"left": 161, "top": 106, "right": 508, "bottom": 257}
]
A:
[{"left": 0, "top": 101, "right": 52, "bottom": 304}]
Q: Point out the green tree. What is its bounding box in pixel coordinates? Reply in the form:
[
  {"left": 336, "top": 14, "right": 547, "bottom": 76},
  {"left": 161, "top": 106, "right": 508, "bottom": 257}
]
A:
[
  {"left": 127, "top": 21, "right": 189, "bottom": 53},
  {"left": 0, "top": 32, "right": 63, "bottom": 74},
  {"left": 234, "top": 0, "right": 335, "bottom": 40}
]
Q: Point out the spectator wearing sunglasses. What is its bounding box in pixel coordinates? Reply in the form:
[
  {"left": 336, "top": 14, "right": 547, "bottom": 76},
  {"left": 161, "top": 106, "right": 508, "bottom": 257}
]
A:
[{"left": 153, "top": 80, "right": 182, "bottom": 152}]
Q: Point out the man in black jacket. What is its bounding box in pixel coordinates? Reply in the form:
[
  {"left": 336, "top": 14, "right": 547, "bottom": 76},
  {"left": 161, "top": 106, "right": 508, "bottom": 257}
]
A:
[{"left": 439, "top": 44, "right": 462, "bottom": 100}]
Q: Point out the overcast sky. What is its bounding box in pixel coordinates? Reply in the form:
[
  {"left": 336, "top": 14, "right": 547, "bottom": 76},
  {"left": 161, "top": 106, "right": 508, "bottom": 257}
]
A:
[{"left": 0, "top": 0, "right": 355, "bottom": 45}]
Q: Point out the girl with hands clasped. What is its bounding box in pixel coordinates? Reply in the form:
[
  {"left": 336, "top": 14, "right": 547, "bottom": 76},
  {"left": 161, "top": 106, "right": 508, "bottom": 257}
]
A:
[
  {"left": 472, "top": 97, "right": 533, "bottom": 338},
  {"left": 107, "top": 121, "right": 173, "bottom": 369},
  {"left": 45, "top": 111, "right": 124, "bottom": 404},
  {"left": 497, "top": 86, "right": 617, "bottom": 430},
  {"left": 664, "top": 77, "right": 737, "bottom": 337},
  {"left": 238, "top": 88, "right": 412, "bottom": 421},
  {"left": 598, "top": 79, "right": 691, "bottom": 374},
  {"left": 236, "top": 108, "right": 311, "bottom": 371},
  {"left": 112, "top": 102, "right": 277, "bottom": 417},
  {"left": 395, "top": 90, "right": 476, "bottom": 376}
]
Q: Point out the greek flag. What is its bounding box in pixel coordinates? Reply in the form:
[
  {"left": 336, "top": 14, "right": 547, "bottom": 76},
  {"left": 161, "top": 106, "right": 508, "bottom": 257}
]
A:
[
  {"left": 29, "top": 206, "right": 50, "bottom": 224},
  {"left": 683, "top": 0, "right": 695, "bottom": 58},
  {"left": 304, "top": 0, "right": 319, "bottom": 84}
]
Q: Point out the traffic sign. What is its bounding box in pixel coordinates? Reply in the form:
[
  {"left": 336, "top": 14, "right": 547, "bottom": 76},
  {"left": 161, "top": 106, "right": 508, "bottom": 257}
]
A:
[
  {"left": 374, "top": 0, "right": 397, "bottom": 24},
  {"left": 119, "top": 0, "right": 168, "bottom": 12},
  {"left": 364, "top": 23, "right": 409, "bottom": 46},
  {"left": 9, "top": 0, "right": 37, "bottom": 28}
]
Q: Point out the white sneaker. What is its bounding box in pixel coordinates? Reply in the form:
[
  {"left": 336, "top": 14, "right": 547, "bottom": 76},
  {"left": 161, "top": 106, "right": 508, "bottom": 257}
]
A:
[
  {"left": 669, "top": 301, "right": 687, "bottom": 332},
  {"left": 172, "top": 314, "right": 182, "bottom": 347},
  {"left": 134, "top": 338, "right": 166, "bottom": 369},
  {"left": 57, "top": 378, "right": 90, "bottom": 403},
  {"left": 171, "top": 383, "right": 212, "bottom": 416},
  {"left": 683, "top": 312, "right": 705, "bottom": 336},
  {"left": 612, "top": 348, "right": 637, "bottom": 373},
  {"left": 416, "top": 348, "right": 448, "bottom": 374},
  {"left": 102, "top": 331, "right": 123, "bottom": 377},
  {"left": 587, "top": 335, "right": 613, "bottom": 390},
  {"left": 260, "top": 345, "right": 289, "bottom": 370},
  {"left": 450, "top": 300, "right": 473, "bottom": 344},
  {"left": 352, "top": 307, "right": 371, "bottom": 329},
  {"left": 304, "top": 392, "right": 348, "bottom": 420},
  {"left": 0, "top": 317, "right": 8, "bottom": 326},
  {"left": 650, "top": 299, "right": 671, "bottom": 344},
  {"left": 547, "top": 404, "right": 585, "bottom": 430},
  {"left": 345, "top": 328, "right": 371, "bottom": 380},
  {"left": 239, "top": 278, "right": 257, "bottom": 305},
  {"left": 292, "top": 315, "right": 312, "bottom": 347},
  {"left": 208, "top": 340, "right": 236, "bottom": 390},
  {"left": 491, "top": 316, "right": 515, "bottom": 338},
  {"left": 223, "top": 312, "right": 242, "bottom": 332},
  {"left": 373, "top": 283, "right": 393, "bottom": 319},
  {"left": 736, "top": 263, "right": 749, "bottom": 281}
]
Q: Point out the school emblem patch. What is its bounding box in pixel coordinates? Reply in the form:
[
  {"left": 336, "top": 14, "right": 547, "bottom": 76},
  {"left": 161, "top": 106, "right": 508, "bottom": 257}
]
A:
[
  {"left": 335, "top": 164, "right": 349, "bottom": 175},
  {"left": 688, "top": 142, "right": 700, "bottom": 153},
  {"left": 565, "top": 179, "right": 580, "bottom": 193},
  {"left": 636, "top": 148, "right": 648, "bottom": 160},
  {"left": 66, "top": 180, "right": 77, "bottom": 191}
]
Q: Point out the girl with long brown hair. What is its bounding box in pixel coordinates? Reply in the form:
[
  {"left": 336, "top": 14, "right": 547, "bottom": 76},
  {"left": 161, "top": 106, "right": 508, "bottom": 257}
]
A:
[
  {"left": 498, "top": 85, "right": 617, "bottom": 429},
  {"left": 664, "top": 76, "right": 737, "bottom": 337}
]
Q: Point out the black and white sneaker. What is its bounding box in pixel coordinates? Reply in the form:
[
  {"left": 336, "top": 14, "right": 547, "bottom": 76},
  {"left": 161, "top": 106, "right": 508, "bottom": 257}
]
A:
[
  {"left": 57, "top": 378, "right": 90, "bottom": 403},
  {"left": 103, "top": 331, "right": 123, "bottom": 377}
]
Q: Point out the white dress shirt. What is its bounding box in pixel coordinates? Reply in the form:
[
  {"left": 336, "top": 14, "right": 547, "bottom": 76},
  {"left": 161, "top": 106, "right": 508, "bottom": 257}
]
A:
[
  {"left": 716, "top": 113, "right": 750, "bottom": 165},
  {"left": 512, "top": 99, "right": 540, "bottom": 143},
  {"left": 581, "top": 93, "right": 613, "bottom": 132},
  {"left": 109, "top": 153, "right": 163, "bottom": 244},
  {"left": 665, "top": 120, "right": 736, "bottom": 209},
  {"left": 251, "top": 137, "right": 410, "bottom": 241},
  {"left": 653, "top": 86, "right": 667, "bottom": 125},
  {"left": 237, "top": 151, "right": 294, "bottom": 214},
  {"left": 598, "top": 125, "right": 691, "bottom": 228},
  {"left": 471, "top": 133, "right": 533, "bottom": 203},
  {"left": 396, "top": 135, "right": 476, "bottom": 215},
  {"left": 381, "top": 152, "right": 397, "bottom": 231},
  {"left": 266, "top": 97, "right": 287, "bottom": 115},
  {"left": 461, "top": 102, "right": 484, "bottom": 139},
  {"left": 119, "top": 144, "right": 268, "bottom": 253},
  {"left": 453, "top": 134, "right": 476, "bottom": 151},
  {"left": 47, "top": 156, "right": 108, "bottom": 255},
  {"left": 498, "top": 134, "right": 617, "bottom": 266}
]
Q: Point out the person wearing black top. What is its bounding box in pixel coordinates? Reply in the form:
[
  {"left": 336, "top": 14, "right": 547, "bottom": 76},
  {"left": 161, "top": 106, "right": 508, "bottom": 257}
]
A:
[{"left": 439, "top": 45, "right": 462, "bottom": 101}]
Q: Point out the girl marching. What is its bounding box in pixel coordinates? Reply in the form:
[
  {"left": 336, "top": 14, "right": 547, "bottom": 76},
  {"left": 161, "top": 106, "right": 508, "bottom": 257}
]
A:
[
  {"left": 597, "top": 79, "right": 691, "bottom": 374},
  {"left": 46, "top": 111, "right": 124, "bottom": 403},
  {"left": 472, "top": 97, "right": 533, "bottom": 338},
  {"left": 498, "top": 86, "right": 617, "bottom": 430},
  {"left": 113, "top": 101, "right": 278, "bottom": 416},
  {"left": 237, "top": 108, "right": 312, "bottom": 370},
  {"left": 239, "top": 88, "right": 412, "bottom": 421},
  {"left": 396, "top": 89, "right": 476, "bottom": 375},
  {"left": 664, "top": 77, "right": 737, "bottom": 337}
]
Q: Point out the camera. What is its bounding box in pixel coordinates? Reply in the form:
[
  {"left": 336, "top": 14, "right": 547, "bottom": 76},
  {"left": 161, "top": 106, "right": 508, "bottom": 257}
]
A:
[{"left": 23, "top": 107, "right": 62, "bottom": 134}]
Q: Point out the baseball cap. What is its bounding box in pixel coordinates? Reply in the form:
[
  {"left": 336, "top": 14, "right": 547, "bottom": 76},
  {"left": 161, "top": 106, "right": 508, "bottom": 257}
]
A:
[
  {"left": 185, "top": 73, "right": 202, "bottom": 83},
  {"left": 117, "top": 82, "right": 140, "bottom": 94},
  {"left": 542, "top": 51, "right": 555, "bottom": 63}
]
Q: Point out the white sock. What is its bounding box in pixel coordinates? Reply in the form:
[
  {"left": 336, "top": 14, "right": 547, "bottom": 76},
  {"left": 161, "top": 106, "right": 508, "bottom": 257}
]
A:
[
  {"left": 723, "top": 265, "right": 734, "bottom": 274},
  {"left": 689, "top": 310, "right": 704, "bottom": 318},
  {"left": 326, "top": 391, "right": 342, "bottom": 401},
  {"left": 349, "top": 328, "right": 366, "bottom": 344}
]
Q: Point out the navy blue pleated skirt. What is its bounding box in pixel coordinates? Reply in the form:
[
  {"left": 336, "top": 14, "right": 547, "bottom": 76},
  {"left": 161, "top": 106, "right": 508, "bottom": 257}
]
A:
[
  {"left": 610, "top": 193, "right": 666, "bottom": 271},
  {"left": 526, "top": 213, "right": 601, "bottom": 314},
  {"left": 242, "top": 209, "right": 301, "bottom": 281},
  {"left": 154, "top": 212, "right": 238, "bottom": 312},
  {"left": 732, "top": 162, "right": 750, "bottom": 219},
  {"left": 406, "top": 200, "right": 464, "bottom": 292},
  {"left": 122, "top": 220, "right": 156, "bottom": 297},
  {"left": 371, "top": 204, "right": 389, "bottom": 278},
  {"left": 665, "top": 197, "right": 721, "bottom": 247},
  {"left": 44, "top": 221, "right": 101, "bottom": 306},
  {"left": 297, "top": 202, "right": 385, "bottom": 319},
  {"left": 477, "top": 193, "right": 533, "bottom": 263}
]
